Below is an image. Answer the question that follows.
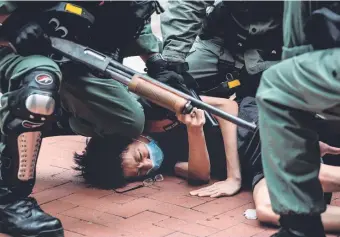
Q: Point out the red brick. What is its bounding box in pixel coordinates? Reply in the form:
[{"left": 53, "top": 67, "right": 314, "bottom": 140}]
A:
[
  {"left": 209, "top": 223, "right": 265, "bottom": 237},
  {"left": 196, "top": 215, "right": 240, "bottom": 230},
  {"left": 41, "top": 200, "right": 77, "bottom": 215},
  {"left": 104, "top": 212, "right": 171, "bottom": 236},
  {"left": 252, "top": 229, "right": 277, "bottom": 237},
  {"left": 148, "top": 191, "right": 207, "bottom": 208},
  {"left": 36, "top": 164, "right": 68, "bottom": 176},
  {"left": 149, "top": 202, "right": 209, "bottom": 222},
  {"left": 235, "top": 190, "right": 253, "bottom": 202},
  {"left": 166, "top": 233, "right": 197, "bottom": 237},
  {"left": 153, "top": 181, "right": 197, "bottom": 194},
  {"left": 34, "top": 182, "right": 83, "bottom": 205},
  {"left": 160, "top": 175, "right": 184, "bottom": 184},
  {"left": 156, "top": 217, "right": 219, "bottom": 237},
  {"left": 142, "top": 175, "right": 184, "bottom": 188},
  {"left": 192, "top": 196, "right": 251, "bottom": 216},
  {"left": 51, "top": 169, "right": 84, "bottom": 183},
  {"left": 33, "top": 178, "right": 70, "bottom": 194},
  {"left": 242, "top": 216, "right": 264, "bottom": 228},
  {"left": 75, "top": 187, "right": 113, "bottom": 197},
  {"left": 59, "top": 192, "right": 111, "bottom": 206},
  {"left": 66, "top": 220, "right": 131, "bottom": 237},
  {"left": 100, "top": 192, "right": 137, "bottom": 204},
  {"left": 71, "top": 196, "right": 117, "bottom": 213},
  {"left": 64, "top": 230, "right": 85, "bottom": 237},
  {"left": 61, "top": 206, "right": 124, "bottom": 226},
  {"left": 105, "top": 198, "right": 163, "bottom": 218},
  {"left": 115, "top": 211, "right": 169, "bottom": 229},
  {"left": 221, "top": 202, "right": 256, "bottom": 222},
  {"left": 123, "top": 186, "right": 161, "bottom": 198},
  {"left": 54, "top": 214, "right": 85, "bottom": 231},
  {"left": 125, "top": 223, "right": 173, "bottom": 237}
]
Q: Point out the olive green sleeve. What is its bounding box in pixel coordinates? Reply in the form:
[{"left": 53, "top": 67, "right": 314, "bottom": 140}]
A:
[
  {"left": 123, "top": 22, "right": 161, "bottom": 57},
  {"left": 282, "top": 0, "right": 313, "bottom": 59},
  {"left": 161, "top": 0, "right": 211, "bottom": 63},
  {"left": 0, "top": 1, "right": 18, "bottom": 14}
]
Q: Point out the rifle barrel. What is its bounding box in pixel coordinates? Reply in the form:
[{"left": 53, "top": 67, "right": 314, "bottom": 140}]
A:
[{"left": 50, "top": 37, "right": 256, "bottom": 131}]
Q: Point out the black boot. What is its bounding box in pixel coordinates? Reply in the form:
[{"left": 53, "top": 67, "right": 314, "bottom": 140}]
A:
[
  {"left": 0, "top": 131, "right": 64, "bottom": 237},
  {"left": 0, "top": 197, "right": 63, "bottom": 237},
  {"left": 271, "top": 215, "right": 326, "bottom": 237},
  {"left": 270, "top": 228, "right": 299, "bottom": 237}
]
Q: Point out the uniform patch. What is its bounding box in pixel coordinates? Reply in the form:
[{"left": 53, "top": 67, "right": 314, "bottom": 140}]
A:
[
  {"left": 35, "top": 74, "right": 54, "bottom": 86},
  {"left": 22, "top": 120, "right": 44, "bottom": 129}
]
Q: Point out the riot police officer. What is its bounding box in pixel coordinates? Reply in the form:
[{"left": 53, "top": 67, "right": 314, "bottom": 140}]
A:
[
  {"left": 148, "top": 0, "right": 283, "bottom": 100},
  {"left": 256, "top": 1, "right": 340, "bottom": 236}
]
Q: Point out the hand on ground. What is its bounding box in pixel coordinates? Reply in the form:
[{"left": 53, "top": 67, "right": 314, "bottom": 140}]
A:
[{"left": 189, "top": 178, "right": 241, "bottom": 198}]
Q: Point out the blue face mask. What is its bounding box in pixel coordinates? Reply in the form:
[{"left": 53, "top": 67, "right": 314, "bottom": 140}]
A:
[{"left": 145, "top": 139, "right": 164, "bottom": 175}]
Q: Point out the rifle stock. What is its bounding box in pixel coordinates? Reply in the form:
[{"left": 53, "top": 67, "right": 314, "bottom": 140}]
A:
[{"left": 50, "top": 37, "right": 256, "bottom": 131}]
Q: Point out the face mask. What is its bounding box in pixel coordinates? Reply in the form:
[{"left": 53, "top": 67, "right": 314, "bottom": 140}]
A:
[
  {"left": 134, "top": 136, "right": 164, "bottom": 175},
  {"left": 144, "top": 139, "right": 164, "bottom": 175}
]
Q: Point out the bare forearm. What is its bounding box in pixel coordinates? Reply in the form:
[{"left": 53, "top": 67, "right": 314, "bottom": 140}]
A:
[
  {"left": 187, "top": 127, "right": 210, "bottom": 180},
  {"left": 217, "top": 104, "right": 241, "bottom": 180},
  {"left": 201, "top": 96, "right": 241, "bottom": 180}
]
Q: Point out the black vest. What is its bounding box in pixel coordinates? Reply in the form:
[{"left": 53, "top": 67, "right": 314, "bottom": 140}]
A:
[
  {"left": 1, "top": 1, "right": 160, "bottom": 61},
  {"left": 200, "top": 1, "right": 284, "bottom": 57}
]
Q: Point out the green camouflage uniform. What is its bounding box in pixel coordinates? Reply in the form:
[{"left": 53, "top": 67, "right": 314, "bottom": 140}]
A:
[
  {"left": 256, "top": 1, "right": 339, "bottom": 215},
  {"left": 0, "top": 1, "right": 160, "bottom": 138},
  {"left": 161, "top": 0, "right": 283, "bottom": 98}
]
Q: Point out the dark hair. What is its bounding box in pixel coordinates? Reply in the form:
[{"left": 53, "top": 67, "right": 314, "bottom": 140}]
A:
[{"left": 73, "top": 136, "right": 133, "bottom": 189}]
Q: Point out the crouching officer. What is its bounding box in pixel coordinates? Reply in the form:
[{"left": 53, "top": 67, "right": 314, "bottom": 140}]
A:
[
  {"left": 256, "top": 1, "right": 340, "bottom": 236},
  {"left": 151, "top": 0, "right": 283, "bottom": 100},
  {"left": 0, "top": 1, "right": 163, "bottom": 236}
]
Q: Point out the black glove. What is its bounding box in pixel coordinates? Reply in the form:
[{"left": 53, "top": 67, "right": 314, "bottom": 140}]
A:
[
  {"left": 145, "top": 54, "right": 218, "bottom": 127},
  {"left": 11, "top": 22, "right": 51, "bottom": 56},
  {"left": 146, "top": 54, "right": 188, "bottom": 86},
  {"left": 144, "top": 54, "right": 191, "bottom": 121}
]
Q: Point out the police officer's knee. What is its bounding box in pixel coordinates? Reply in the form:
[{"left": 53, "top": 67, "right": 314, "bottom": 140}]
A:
[
  {"left": 3, "top": 70, "right": 60, "bottom": 134},
  {"left": 16, "top": 55, "right": 62, "bottom": 80}
]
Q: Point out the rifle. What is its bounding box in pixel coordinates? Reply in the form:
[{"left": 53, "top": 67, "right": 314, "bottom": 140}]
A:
[{"left": 49, "top": 37, "right": 256, "bottom": 131}]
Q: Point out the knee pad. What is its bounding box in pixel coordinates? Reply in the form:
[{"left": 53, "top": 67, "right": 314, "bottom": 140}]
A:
[{"left": 3, "top": 70, "right": 60, "bottom": 134}]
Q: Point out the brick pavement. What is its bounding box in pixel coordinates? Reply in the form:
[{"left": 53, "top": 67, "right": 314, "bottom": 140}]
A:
[{"left": 0, "top": 136, "right": 339, "bottom": 237}]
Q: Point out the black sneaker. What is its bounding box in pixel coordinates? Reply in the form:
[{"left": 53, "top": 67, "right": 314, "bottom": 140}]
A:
[
  {"left": 0, "top": 197, "right": 64, "bottom": 237},
  {"left": 271, "top": 228, "right": 325, "bottom": 237}
]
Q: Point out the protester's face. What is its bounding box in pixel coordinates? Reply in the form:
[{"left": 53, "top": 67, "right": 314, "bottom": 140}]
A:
[{"left": 121, "top": 136, "right": 153, "bottom": 178}]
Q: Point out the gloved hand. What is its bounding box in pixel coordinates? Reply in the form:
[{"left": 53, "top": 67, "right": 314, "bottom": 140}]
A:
[
  {"left": 146, "top": 53, "right": 187, "bottom": 87},
  {"left": 145, "top": 54, "right": 192, "bottom": 121},
  {"left": 11, "top": 22, "right": 51, "bottom": 56}
]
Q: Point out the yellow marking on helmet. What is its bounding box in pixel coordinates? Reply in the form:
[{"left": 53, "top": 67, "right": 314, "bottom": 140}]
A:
[
  {"left": 65, "top": 3, "right": 83, "bottom": 16},
  {"left": 228, "top": 79, "right": 241, "bottom": 88}
]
